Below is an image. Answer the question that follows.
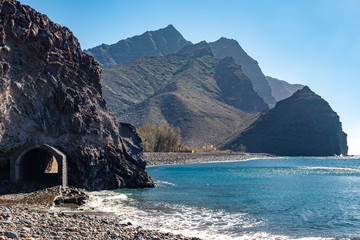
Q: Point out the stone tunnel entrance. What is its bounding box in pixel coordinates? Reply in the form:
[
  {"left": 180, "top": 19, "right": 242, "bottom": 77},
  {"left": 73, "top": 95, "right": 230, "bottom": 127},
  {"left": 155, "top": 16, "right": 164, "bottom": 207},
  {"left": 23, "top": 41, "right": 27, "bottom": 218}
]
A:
[
  {"left": 22, "top": 148, "right": 58, "bottom": 183},
  {"left": 11, "top": 145, "right": 68, "bottom": 188}
]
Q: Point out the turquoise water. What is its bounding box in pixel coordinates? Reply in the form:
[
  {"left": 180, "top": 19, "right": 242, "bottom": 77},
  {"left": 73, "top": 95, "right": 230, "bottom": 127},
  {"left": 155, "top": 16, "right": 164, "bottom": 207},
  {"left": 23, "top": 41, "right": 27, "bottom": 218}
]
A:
[{"left": 84, "top": 157, "right": 360, "bottom": 239}]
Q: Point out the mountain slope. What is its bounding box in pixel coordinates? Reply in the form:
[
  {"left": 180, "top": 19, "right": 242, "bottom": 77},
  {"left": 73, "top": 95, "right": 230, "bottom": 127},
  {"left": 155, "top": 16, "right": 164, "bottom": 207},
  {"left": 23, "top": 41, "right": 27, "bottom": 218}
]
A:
[
  {"left": 101, "top": 42, "right": 267, "bottom": 146},
  {"left": 85, "top": 24, "right": 191, "bottom": 68},
  {"left": 209, "top": 37, "right": 277, "bottom": 107},
  {"left": 222, "top": 87, "right": 348, "bottom": 156},
  {"left": 266, "top": 76, "right": 304, "bottom": 102}
]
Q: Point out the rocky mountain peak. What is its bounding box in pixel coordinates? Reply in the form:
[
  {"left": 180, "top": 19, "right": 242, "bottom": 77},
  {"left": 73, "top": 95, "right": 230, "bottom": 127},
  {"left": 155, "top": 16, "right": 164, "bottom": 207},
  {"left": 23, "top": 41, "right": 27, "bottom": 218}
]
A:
[
  {"left": 0, "top": 0, "right": 154, "bottom": 189},
  {"left": 86, "top": 24, "right": 191, "bottom": 68},
  {"left": 209, "top": 38, "right": 276, "bottom": 107},
  {"left": 177, "top": 41, "right": 213, "bottom": 58},
  {"left": 222, "top": 86, "right": 348, "bottom": 156}
]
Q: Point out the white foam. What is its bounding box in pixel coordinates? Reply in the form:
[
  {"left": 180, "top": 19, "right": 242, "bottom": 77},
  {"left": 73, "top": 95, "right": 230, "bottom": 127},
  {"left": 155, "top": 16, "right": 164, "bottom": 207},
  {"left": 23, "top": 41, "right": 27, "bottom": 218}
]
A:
[
  {"left": 301, "top": 166, "right": 360, "bottom": 173},
  {"left": 156, "top": 180, "right": 176, "bottom": 186},
  {"left": 77, "top": 190, "right": 341, "bottom": 240}
]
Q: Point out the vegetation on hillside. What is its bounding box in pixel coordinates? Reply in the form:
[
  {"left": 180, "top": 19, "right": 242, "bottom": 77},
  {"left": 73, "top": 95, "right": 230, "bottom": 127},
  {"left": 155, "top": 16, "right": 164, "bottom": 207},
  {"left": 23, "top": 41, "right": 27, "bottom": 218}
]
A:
[{"left": 137, "top": 124, "right": 181, "bottom": 152}]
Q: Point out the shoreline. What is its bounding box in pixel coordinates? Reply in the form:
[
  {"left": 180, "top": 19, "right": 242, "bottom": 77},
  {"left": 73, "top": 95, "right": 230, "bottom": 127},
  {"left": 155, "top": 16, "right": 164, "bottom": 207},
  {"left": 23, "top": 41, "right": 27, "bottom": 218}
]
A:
[
  {"left": 0, "top": 152, "right": 272, "bottom": 240},
  {"left": 143, "top": 152, "right": 275, "bottom": 166}
]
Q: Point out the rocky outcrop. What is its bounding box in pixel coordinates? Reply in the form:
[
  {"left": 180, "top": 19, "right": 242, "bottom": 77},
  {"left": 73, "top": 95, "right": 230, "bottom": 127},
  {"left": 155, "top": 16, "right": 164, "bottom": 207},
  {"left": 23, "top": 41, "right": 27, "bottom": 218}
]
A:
[
  {"left": 209, "top": 37, "right": 277, "bottom": 108},
  {"left": 0, "top": 0, "right": 154, "bottom": 190},
  {"left": 85, "top": 24, "right": 192, "bottom": 68},
  {"left": 266, "top": 76, "right": 304, "bottom": 102},
  {"left": 222, "top": 87, "right": 348, "bottom": 156}
]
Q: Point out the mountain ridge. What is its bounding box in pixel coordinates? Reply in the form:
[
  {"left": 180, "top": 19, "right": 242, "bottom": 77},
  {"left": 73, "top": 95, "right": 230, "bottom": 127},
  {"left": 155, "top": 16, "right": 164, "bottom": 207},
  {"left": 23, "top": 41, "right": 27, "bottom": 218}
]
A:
[
  {"left": 102, "top": 42, "right": 266, "bottom": 146},
  {"left": 85, "top": 24, "right": 192, "bottom": 68},
  {"left": 90, "top": 25, "right": 348, "bottom": 155},
  {"left": 209, "top": 37, "right": 277, "bottom": 107}
]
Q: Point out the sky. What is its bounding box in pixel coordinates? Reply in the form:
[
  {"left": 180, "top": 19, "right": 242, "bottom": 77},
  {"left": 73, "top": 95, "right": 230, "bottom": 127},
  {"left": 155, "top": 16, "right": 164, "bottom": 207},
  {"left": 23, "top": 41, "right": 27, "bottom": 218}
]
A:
[{"left": 21, "top": 0, "right": 360, "bottom": 155}]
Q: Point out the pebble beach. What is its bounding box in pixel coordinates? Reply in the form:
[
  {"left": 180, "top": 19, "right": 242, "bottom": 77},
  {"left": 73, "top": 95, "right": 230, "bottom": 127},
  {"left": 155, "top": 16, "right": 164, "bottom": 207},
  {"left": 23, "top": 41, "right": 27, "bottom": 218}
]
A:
[
  {"left": 143, "top": 152, "right": 274, "bottom": 166},
  {"left": 0, "top": 205, "right": 200, "bottom": 240}
]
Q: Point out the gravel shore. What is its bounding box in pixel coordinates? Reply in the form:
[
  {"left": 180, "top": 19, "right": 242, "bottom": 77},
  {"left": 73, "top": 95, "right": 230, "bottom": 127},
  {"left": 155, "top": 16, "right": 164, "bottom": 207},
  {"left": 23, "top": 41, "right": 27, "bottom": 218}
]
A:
[
  {"left": 0, "top": 181, "right": 200, "bottom": 239},
  {"left": 0, "top": 205, "right": 199, "bottom": 240},
  {"left": 143, "top": 152, "right": 274, "bottom": 166}
]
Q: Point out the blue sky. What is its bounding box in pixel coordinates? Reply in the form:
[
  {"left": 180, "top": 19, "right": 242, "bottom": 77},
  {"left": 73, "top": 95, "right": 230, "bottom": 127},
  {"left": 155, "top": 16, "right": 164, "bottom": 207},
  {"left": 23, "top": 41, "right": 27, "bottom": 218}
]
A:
[{"left": 21, "top": 0, "right": 360, "bottom": 155}]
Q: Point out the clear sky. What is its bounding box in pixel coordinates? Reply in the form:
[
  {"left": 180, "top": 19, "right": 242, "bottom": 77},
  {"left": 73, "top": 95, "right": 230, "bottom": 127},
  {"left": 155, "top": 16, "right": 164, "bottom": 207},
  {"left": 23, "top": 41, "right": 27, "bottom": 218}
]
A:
[{"left": 21, "top": 0, "right": 360, "bottom": 155}]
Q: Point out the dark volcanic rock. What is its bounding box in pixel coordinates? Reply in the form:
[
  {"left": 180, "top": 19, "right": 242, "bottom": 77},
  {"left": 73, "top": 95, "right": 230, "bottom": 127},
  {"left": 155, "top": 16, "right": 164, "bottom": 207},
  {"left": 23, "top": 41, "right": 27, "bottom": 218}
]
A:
[
  {"left": 0, "top": 0, "right": 154, "bottom": 189},
  {"left": 86, "top": 24, "right": 192, "bottom": 68},
  {"left": 209, "top": 37, "right": 277, "bottom": 108},
  {"left": 215, "top": 57, "right": 268, "bottom": 113},
  {"left": 222, "top": 87, "right": 348, "bottom": 156}
]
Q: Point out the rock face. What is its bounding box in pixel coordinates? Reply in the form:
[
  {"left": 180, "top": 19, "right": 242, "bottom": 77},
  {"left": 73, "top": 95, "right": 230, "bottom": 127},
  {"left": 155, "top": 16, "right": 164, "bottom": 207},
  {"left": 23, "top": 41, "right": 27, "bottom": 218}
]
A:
[
  {"left": 266, "top": 76, "right": 304, "bottom": 102},
  {"left": 101, "top": 42, "right": 266, "bottom": 146},
  {"left": 85, "top": 24, "right": 192, "bottom": 68},
  {"left": 215, "top": 57, "right": 268, "bottom": 112},
  {"left": 222, "top": 87, "right": 348, "bottom": 156},
  {"left": 209, "top": 37, "right": 277, "bottom": 108},
  {"left": 0, "top": 0, "right": 154, "bottom": 190}
]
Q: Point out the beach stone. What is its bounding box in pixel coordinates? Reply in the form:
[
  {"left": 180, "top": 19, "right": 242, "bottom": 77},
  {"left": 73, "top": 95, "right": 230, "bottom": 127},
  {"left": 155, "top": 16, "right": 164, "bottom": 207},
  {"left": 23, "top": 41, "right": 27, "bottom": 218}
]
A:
[
  {"left": 0, "top": 220, "right": 12, "bottom": 224},
  {"left": 20, "top": 227, "right": 30, "bottom": 232},
  {"left": 18, "top": 219, "right": 30, "bottom": 224},
  {"left": 4, "top": 231, "right": 18, "bottom": 239}
]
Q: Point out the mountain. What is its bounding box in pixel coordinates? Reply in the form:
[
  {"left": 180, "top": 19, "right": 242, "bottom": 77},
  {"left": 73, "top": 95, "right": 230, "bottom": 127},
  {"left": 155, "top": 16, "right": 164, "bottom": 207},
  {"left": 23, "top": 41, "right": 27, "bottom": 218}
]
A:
[
  {"left": 266, "top": 76, "right": 304, "bottom": 102},
  {"left": 209, "top": 37, "right": 277, "bottom": 107},
  {"left": 221, "top": 87, "right": 348, "bottom": 156},
  {"left": 85, "top": 24, "right": 192, "bottom": 68},
  {"left": 101, "top": 42, "right": 267, "bottom": 146},
  {"left": 0, "top": 0, "right": 154, "bottom": 189}
]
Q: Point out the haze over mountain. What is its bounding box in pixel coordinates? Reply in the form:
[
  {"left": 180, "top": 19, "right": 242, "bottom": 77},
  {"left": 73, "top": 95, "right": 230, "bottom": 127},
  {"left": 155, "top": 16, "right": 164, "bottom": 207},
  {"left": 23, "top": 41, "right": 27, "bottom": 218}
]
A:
[
  {"left": 102, "top": 42, "right": 267, "bottom": 146},
  {"left": 86, "top": 24, "right": 191, "bottom": 68},
  {"left": 266, "top": 76, "right": 304, "bottom": 102}
]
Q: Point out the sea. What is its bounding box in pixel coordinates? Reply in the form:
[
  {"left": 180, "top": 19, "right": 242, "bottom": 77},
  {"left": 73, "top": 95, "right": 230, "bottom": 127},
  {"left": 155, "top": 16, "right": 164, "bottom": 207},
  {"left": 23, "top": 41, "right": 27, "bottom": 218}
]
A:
[{"left": 80, "top": 156, "right": 360, "bottom": 240}]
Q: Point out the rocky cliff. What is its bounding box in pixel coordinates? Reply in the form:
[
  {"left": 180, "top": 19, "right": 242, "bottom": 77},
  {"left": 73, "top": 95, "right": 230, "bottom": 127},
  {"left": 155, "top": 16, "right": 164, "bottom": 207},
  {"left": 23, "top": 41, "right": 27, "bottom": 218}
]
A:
[
  {"left": 222, "top": 87, "right": 348, "bottom": 156},
  {"left": 215, "top": 57, "right": 268, "bottom": 112},
  {"left": 86, "top": 24, "right": 192, "bottom": 68},
  {"left": 0, "top": 0, "right": 154, "bottom": 189},
  {"left": 209, "top": 37, "right": 277, "bottom": 108}
]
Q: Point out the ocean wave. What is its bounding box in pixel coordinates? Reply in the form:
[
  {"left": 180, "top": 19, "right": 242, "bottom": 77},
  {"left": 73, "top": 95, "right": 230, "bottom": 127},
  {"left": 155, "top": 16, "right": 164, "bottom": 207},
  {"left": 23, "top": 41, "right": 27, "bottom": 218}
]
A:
[
  {"left": 155, "top": 180, "right": 176, "bottom": 186},
  {"left": 301, "top": 166, "right": 360, "bottom": 174},
  {"left": 77, "top": 190, "right": 132, "bottom": 213},
  {"left": 77, "top": 190, "right": 340, "bottom": 240}
]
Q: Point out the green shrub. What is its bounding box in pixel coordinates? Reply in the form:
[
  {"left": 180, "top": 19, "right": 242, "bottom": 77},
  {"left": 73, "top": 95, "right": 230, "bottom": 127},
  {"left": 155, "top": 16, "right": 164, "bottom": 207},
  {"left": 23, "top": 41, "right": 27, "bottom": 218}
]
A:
[{"left": 137, "top": 124, "right": 181, "bottom": 152}]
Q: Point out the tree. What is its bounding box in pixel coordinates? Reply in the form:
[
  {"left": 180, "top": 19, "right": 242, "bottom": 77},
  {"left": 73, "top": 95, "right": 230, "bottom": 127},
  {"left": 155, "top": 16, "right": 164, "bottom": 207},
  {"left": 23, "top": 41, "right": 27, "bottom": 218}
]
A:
[
  {"left": 137, "top": 124, "right": 181, "bottom": 152},
  {"left": 231, "top": 143, "right": 247, "bottom": 152}
]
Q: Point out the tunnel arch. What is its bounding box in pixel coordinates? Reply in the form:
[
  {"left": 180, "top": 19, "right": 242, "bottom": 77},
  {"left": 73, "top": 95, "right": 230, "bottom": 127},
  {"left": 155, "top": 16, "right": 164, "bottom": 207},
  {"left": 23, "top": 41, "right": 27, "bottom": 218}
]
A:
[{"left": 13, "top": 144, "right": 68, "bottom": 187}]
